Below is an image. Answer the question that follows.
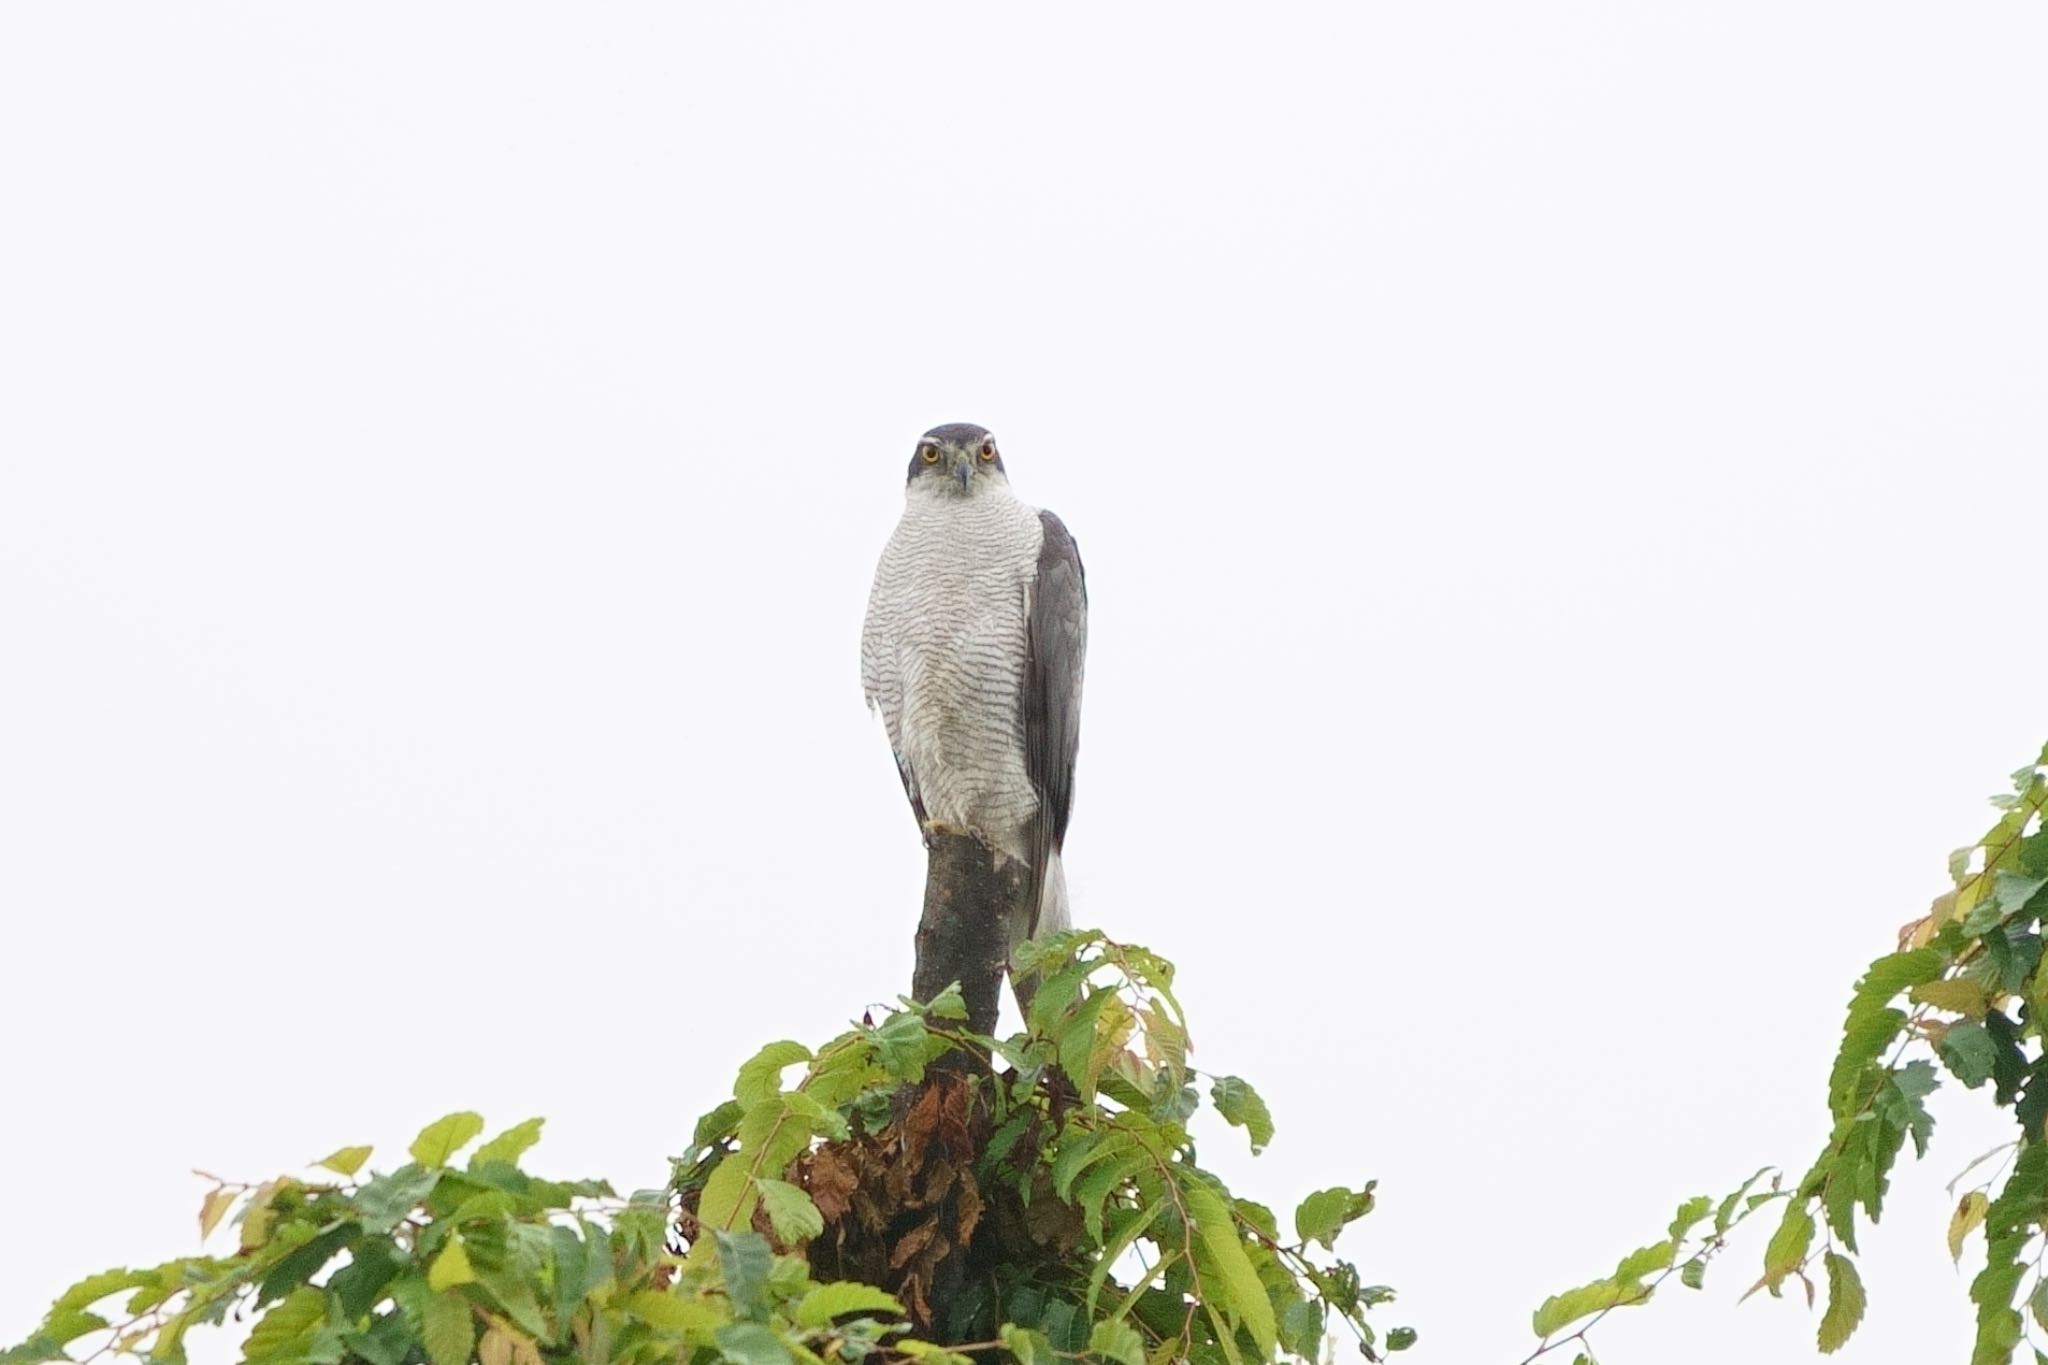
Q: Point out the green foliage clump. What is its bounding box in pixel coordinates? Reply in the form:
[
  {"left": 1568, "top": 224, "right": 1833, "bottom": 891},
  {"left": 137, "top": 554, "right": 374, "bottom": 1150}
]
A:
[
  {"left": 1526, "top": 739, "right": 2048, "bottom": 1365},
  {"left": 3, "top": 932, "right": 1405, "bottom": 1365}
]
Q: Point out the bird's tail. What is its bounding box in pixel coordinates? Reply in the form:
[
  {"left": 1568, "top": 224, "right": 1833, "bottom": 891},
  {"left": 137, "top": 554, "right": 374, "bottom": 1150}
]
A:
[{"left": 1008, "top": 850, "right": 1070, "bottom": 1019}]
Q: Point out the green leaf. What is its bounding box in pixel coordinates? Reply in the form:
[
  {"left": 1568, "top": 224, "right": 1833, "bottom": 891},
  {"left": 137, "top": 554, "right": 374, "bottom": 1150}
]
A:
[
  {"left": 620, "top": 1291, "right": 724, "bottom": 1334},
  {"left": 868, "top": 1012, "right": 931, "bottom": 1081},
  {"left": 41, "top": 1311, "right": 106, "bottom": 1347},
  {"left": 1294, "top": 1186, "right": 1375, "bottom": 1250},
  {"left": 999, "top": 1325, "right": 1055, "bottom": 1365},
  {"left": 316, "top": 1146, "right": 374, "bottom": 1178},
  {"left": 1828, "top": 950, "right": 1944, "bottom": 1117},
  {"left": 0, "top": 1334, "right": 66, "bottom": 1365},
  {"left": 735, "top": 1042, "right": 811, "bottom": 1107},
  {"left": 713, "top": 1323, "right": 792, "bottom": 1365},
  {"left": 715, "top": 1230, "right": 775, "bottom": 1320},
  {"left": 792, "top": 1282, "right": 903, "bottom": 1329},
  {"left": 1942, "top": 1020, "right": 2003, "bottom": 1088},
  {"left": 243, "top": 1287, "right": 325, "bottom": 1363},
  {"left": 1386, "top": 1326, "right": 1418, "bottom": 1352},
  {"left": 1210, "top": 1076, "right": 1275, "bottom": 1154},
  {"left": 924, "top": 983, "right": 970, "bottom": 1020},
  {"left": 421, "top": 1291, "right": 473, "bottom": 1365},
  {"left": 692, "top": 1100, "right": 746, "bottom": 1153},
  {"left": 1667, "top": 1194, "right": 1712, "bottom": 1244},
  {"left": 410, "top": 1113, "right": 486, "bottom": 1169},
  {"left": 427, "top": 1237, "right": 477, "bottom": 1292},
  {"left": 1680, "top": 1258, "right": 1707, "bottom": 1290},
  {"left": 1761, "top": 1203, "right": 1815, "bottom": 1292},
  {"left": 356, "top": 1165, "right": 442, "bottom": 1235},
  {"left": 340, "top": 1311, "right": 412, "bottom": 1365},
  {"left": 1531, "top": 1279, "right": 1647, "bottom": 1338},
  {"left": 1184, "top": 1179, "right": 1277, "bottom": 1355},
  {"left": 1818, "top": 1252, "right": 1866, "bottom": 1353},
  {"left": 753, "top": 1179, "right": 824, "bottom": 1245},
  {"left": 1088, "top": 1318, "right": 1146, "bottom": 1365},
  {"left": 1911, "top": 979, "right": 1991, "bottom": 1018},
  {"left": 471, "top": 1119, "right": 544, "bottom": 1169},
  {"left": 1613, "top": 1241, "right": 1674, "bottom": 1281},
  {"left": 51, "top": 1268, "right": 154, "bottom": 1314}
]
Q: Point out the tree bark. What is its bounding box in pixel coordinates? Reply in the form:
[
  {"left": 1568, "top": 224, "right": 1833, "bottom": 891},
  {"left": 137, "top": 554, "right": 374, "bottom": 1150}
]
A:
[{"left": 911, "top": 828, "right": 1029, "bottom": 1037}]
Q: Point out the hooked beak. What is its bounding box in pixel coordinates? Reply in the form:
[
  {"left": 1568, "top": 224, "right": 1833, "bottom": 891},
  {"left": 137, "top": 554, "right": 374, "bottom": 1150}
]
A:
[{"left": 952, "top": 454, "right": 974, "bottom": 491}]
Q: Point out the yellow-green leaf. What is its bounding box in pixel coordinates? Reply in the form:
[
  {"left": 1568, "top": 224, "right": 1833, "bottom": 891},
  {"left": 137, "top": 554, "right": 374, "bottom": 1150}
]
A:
[
  {"left": 428, "top": 1237, "right": 477, "bottom": 1291},
  {"left": 619, "top": 1290, "right": 724, "bottom": 1334},
  {"left": 1089, "top": 1319, "right": 1146, "bottom": 1365},
  {"left": 1531, "top": 1278, "right": 1647, "bottom": 1338},
  {"left": 243, "top": 1287, "right": 325, "bottom": 1363},
  {"left": 1184, "top": 1180, "right": 1277, "bottom": 1355},
  {"left": 316, "top": 1145, "right": 373, "bottom": 1178},
  {"left": 1911, "top": 979, "right": 1991, "bottom": 1019},
  {"left": 472, "top": 1119, "right": 545, "bottom": 1169},
  {"left": 793, "top": 1282, "right": 904, "bottom": 1329},
  {"left": 1818, "top": 1251, "right": 1865, "bottom": 1353},
  {"left": 198, "top": 1189, "right": 237, "bottom": 1241},
  {"left": 1950, "top": 1190, "right": 1991, "bottom": 1262},
  {"left": 735, "top": 1042, "right": 811, "bottom": 1107},
  {"left": 754, "top": 1178, "right": 824, "bottom": 1245},
  {"left": 410, "top": 1113, "right": 485, "bottom": 1168},
  {"left": 422, "top": 1290, "right": 474, "bottom": 1365}
]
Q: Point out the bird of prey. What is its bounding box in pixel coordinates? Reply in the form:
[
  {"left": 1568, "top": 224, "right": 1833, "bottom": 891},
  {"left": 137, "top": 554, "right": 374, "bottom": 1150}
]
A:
[{"left": 861, "top": 423, "right": 1088, "bottom": 986}]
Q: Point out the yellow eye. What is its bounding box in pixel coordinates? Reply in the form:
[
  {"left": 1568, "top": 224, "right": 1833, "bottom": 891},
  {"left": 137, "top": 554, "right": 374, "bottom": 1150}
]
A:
[
  {"left": 921, "top": 446, "right": 940, "bottom": 464},
  {"left": 979, "top": 442, "right": 997, "bottom": 461}
]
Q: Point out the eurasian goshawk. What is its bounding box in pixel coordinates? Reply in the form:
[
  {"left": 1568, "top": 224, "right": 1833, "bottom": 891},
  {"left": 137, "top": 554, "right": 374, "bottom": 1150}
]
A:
[{"left": 861, "top": 423, "right": 1088, "bottom": 984}]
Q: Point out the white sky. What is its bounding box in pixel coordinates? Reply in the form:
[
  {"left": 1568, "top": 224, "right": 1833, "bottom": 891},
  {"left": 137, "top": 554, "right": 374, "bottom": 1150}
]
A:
[{"left": 3, "top": 5, "right": 2046, "bottom": 1363}]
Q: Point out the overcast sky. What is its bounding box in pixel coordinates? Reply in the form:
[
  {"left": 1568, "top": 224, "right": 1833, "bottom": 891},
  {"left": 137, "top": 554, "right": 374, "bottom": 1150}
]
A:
[{"left": 4, "top": 5, "right": 2047, "bottom": 1363}]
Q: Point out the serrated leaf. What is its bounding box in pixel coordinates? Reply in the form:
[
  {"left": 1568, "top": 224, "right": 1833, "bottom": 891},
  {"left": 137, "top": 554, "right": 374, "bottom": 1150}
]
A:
[
  {"left": 1758, "top": 1203, "right": 1815, "bottom": 1295},
  {"left": 410, "top": 1113, "right": 485, "bottom": 1168},
  {"left": 1184, "top": 1180, "right": 1276, "bottom": 1354},
  {"left": 1667, "top": 1194, "right": 1711, "bottom": 1244},
  {"left": 619, "top": 1290, "right": 724, "bottom": 1334},
  {"left": 1912, "top": 979, "right": 1991, "bottom": 1019},
  {"left": 735, "top": 1042, "right": 811, "bottom": 1107},
  {"left": 1088, "top": 1319, "right": 1146, "bottom": 1365},
  {"left": 317, "top": 1146, "right": 374, "bottom": 1178},
  {"left": 471, "top": 1119, "right": 544, "bottom": 1169},
  {"left": 427, "top": 1238, "right": 476, "bottom": 1292},
  {"left": 1209, "top": 1076, "right": 1274, "bottom": 1154},
  {"left": 1942, "top": 1020, "right": 2003, "bottom": 1088},
  {"left": 754, "top": 1179, "right": 824, "bottom": 1245},
  {"left": 692, "top": 1100, "right": 746, "bottom": 1153},
  {"left": 1828, "top": 950, "right": 1944, "bottom": 1117},
  {"left": 41, "top": 1310, "right": 106, "bottom": 1347},
  {"left": 1531, "top": 1278, "right": 1645, "bottom": 1338},
  {"left": 52, "top": 1268, "right": 154, "bottom": 1314},
  {"left": 243, "top": 1287, "right": 324, "bottom": 1363},
  {"left": 1614, "top": 1241, "right": 1674, "bottom": 1281},
  {"left": 1952, "top": 1191, "right": 1992, "bottom": 1261},
  {"left": 421, "top": 1291, "right": 473, "bottom": 1365},
  {"left": 1818, "top": 1252, "right": 1865, "bottom": 1353},
  {"left": 356, "top": 1165, "right": 442, "bottom": 1235},
  {"left": 792, "top": 1282, "right": 903, "bottom": 1329}
]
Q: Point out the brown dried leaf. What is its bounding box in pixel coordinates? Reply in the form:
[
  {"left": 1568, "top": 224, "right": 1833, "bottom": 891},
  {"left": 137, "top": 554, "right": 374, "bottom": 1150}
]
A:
[{"left": 890, "top": 1217, "right": 939, "bottom": 1271}]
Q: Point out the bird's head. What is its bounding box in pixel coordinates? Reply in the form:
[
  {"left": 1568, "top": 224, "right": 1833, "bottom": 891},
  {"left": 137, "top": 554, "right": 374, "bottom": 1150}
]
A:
[{"left": 906, "top": 423, "right": 1007, "bottom": 495}]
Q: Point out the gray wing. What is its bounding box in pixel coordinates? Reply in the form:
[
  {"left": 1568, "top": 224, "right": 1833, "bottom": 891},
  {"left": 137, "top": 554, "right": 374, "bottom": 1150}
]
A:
[{"left": 1021, "top": 509, "right": 1086, "bottom": 932}]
